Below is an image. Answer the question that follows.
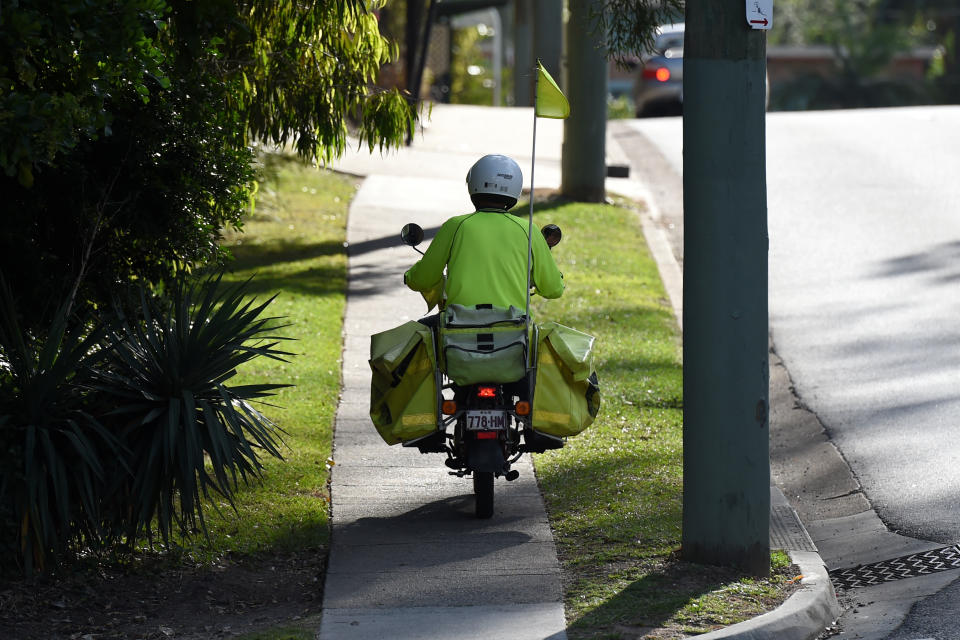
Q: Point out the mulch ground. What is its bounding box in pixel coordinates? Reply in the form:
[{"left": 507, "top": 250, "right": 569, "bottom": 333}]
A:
[{"left": 0, "top": 550, "right": 325, "bottom": 640}]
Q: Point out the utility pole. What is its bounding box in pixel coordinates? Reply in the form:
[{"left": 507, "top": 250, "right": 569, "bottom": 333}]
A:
[
  {"left": 513, "top": 0, "right": 533, "bottom": 106},
  {"left": 560, "top": 0, "right": 606, "bottom": 202},
  {"left": 682, "top": 0, "right": 770, "bottom": 576},
  {"left": 514, "top": 0, "right": 562, "bottom": 107},
  {"left": 405, "top": 0, "right": 423, "bottom": 94},
  {"left": 533, "top": 0, "right": 563, "bottom": 90}
]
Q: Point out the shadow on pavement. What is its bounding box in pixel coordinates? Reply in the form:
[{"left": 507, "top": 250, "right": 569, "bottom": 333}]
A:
[
  {"left": 347, "top": 225, "right": 440, "bottom": 257},
  {"left": 335, "top": 494, "right": 534, "bottom": 544},
  {"left": 871, "top": 240, "right": 960, "bottom": 283},
  {"left": 327, "top": 495, "right": 542, "bottom": 602},
  {"left": 347, "top": 263, "right": 404, "bottom": 300}
]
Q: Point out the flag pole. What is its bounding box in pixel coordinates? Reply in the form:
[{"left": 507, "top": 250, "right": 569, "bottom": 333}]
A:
[{"left": 525, "top": 64, "right": 538, "bottom": 370}]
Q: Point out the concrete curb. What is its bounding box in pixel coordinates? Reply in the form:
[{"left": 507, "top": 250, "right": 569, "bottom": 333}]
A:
[
  {"left": 636, "top": 210, "right": 683, "bottom": 330},
  {"left": 693, "top": 550, "right": 839, "bottom": 640},
  {"left": 606, "top": 127, "right": 841, "bottom": 640},
  {"left": 685, "top": 488, "right": 840, "bottom": 639}
]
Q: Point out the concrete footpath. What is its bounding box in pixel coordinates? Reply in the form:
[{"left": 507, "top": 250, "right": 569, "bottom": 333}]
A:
[
  {"left": 317, "top": 105, "right": 839, "bottom": 639},
  {"left": 319, "top": 107, "right": 567, "bottom": 640}
]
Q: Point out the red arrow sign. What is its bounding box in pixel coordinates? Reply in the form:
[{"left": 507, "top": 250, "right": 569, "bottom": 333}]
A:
[{"left": 750, "top": 18, "right": 769, "bottom": 25}]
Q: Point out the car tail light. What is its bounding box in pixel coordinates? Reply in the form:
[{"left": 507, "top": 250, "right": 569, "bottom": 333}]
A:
[
  {"left": 515, "top": 401, "right": 531, "bottom": 416},
  {"left": 441, "top": 400, "right": 457, "bottom": 415},
  {"left": 643, "top": 66, "right": 671, "bottom": 82},
  {"left": 477, "top": 386, "right": 496, "bottom": 398},
  {"left": 476, "top": 431, "right": 498, "bottom": 440}
]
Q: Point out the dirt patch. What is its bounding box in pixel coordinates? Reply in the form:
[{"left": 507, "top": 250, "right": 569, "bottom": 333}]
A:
[{"left": 0, "top": 550, "right": 325, "bottom": 639}]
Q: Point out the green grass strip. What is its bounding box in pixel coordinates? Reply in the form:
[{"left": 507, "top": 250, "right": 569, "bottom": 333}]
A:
[
  {"left": 176, "top": 154, "right": 357, "bottom": 557},
  {"left": 528, "top": 197, "right": 796, "bottom": 638}
]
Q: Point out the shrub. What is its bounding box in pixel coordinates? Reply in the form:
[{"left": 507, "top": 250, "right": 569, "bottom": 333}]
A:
[
  {"left": 0, "top": 275, "right": 292, "bottom": 574},
  {"left": 0, "top": 279, "right": 119, "bottom": 574},
  {"left": 95, "top": 276, "right": 292, "bottom": 546}
]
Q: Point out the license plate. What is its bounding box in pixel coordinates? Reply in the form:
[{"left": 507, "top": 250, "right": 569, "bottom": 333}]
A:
[{"left": 465, "top": 410, "right": 508, "bottom": 431}]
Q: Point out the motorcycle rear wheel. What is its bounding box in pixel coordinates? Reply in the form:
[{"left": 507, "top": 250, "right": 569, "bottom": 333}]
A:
[{"left": 473, "top": 471, "right": 494, "bottom": 519}]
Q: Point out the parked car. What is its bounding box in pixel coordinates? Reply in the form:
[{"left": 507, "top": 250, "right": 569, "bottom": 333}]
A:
[
  {"left": 632, "top": 22, "right": 770, "bottom": 117},
  {"left": 633, "top": 23, "right": 685, "bottom": 117}
]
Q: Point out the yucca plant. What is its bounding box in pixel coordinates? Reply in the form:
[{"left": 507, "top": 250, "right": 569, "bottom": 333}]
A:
[
  {"left": 95, "top": 275, "right": 293, "bottom": 545},
  {"left": 0, "top": 278, "right": 119, "bottom": 574}
]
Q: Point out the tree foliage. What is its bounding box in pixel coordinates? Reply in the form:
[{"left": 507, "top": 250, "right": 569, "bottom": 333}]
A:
[
  {"left": 163, "top": 0, "right": 413, "bottom": 162},
  {"left": 872, "top": 0, "right": 960, "bottom": 101},
  {"left": 591, "top": 0, "right": 684, "bottom": 66},
  {"left": 1, "top": 0, "right": 414, "bottom": 331},
  {"left": 771, "top": 0, "right": 914, "bottom": 66},
  {"left": 4, "top": 77, "right": 255, "bottom": 330},
  {"left": 0, "top": 0, "right": 171, "bottom": 187},
  {"left": 0, "top": 0, "right": 413, "bottom": 573},
  {"left": 771, "top": 0, "right": 960, "bottom": 103}
]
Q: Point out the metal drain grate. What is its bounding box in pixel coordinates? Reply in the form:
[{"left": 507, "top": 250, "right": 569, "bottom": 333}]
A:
[
  {"left": 770, "top": 505, "right": 818, "bottom": 552},
  {"left": 829, "top": 544, "right": 960, "bottom": 590}
]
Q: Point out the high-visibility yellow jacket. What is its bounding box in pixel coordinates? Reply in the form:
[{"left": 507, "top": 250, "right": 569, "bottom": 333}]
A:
[{"left": 404, "top": 209, "right": 564, "bottom": 310}]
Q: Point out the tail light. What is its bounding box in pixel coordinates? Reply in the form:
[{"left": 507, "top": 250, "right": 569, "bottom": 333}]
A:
[
  {"left": 477, "top": 386, "right": 496, "bottom": 398},
  {"left": 642, "top": 66, "right": 671, "bottom": 82},
  {"left": 515, "top": 401, "right": 531, "bottom": 416},
  {"left": 441, "top": 400, "right": 457, "bottom": 415},
  {"left": 475, "top": 431, "right": 498, "bottom": 440}
]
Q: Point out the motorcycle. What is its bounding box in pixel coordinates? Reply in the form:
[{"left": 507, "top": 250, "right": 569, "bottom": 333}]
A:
[{"left": 398, "top": 221, "right": 565, "bottom": 519}]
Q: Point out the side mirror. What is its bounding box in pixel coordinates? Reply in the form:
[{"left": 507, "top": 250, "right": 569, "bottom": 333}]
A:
[
  {"left": 401, "top": 223, "right": 424, "bottom": 247},
  {"left": 541, "top": 224, "right": 562, "bottom": 249}
]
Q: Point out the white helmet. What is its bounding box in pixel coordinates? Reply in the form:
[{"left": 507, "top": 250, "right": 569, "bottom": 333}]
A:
[{"left": 466, "top": 154, "right": 523, "bottom": 208}]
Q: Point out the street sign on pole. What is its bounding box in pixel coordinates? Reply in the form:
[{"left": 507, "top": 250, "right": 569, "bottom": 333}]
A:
[{"left": 746, "top": 0, "right": 772, "bottom": 30}]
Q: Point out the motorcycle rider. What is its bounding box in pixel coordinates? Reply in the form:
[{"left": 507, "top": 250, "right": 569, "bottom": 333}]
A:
[
  {"left": 404, "top": 154, "right": 564, "bottom": 312},
  {"left": 403, "top": 154, "right": 564, "bottom": 456}
]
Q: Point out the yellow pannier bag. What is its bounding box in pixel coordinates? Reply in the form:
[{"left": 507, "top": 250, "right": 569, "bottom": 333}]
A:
[
  {"left": 369, "top": 321, "right": 439, "bottom": 445},
  {"left": 532, "top": 322, "right": 601, "bottom": 437}
]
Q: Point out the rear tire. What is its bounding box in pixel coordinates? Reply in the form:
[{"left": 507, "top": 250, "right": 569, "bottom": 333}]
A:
[{"left": 473, "top": 471, "right": 494, "bottom": 519}]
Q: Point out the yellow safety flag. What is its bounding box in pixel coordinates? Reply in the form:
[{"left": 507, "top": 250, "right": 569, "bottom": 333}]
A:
[{"left": 534, "top": 61, "right": 569, "bottom": 119}]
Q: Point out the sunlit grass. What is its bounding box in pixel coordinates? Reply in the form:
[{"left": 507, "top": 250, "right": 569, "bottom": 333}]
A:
[
  {"left": 171, "top": 153, "right": 357, "bottom": 557},
  {"left": 236, "top": 625, "right": 315, "bottom": 640},
  {"left": 528, "top": 197, "right": 796, "bottom": 638}
]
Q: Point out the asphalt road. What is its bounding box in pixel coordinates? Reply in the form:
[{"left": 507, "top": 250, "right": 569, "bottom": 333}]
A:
[
  {"left": 624, "top": 106, "right": 960, "bottom": 544},
  {"left": 770, "top": 107, "right": 960, "bottom": 546},
  {"left": 621, "top": 107, "right": 960, "bottom": 639}
]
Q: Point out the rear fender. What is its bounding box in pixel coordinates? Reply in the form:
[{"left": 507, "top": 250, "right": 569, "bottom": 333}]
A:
[{"left": 465, "top": 437, "right": 506, "bottom": 473}]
